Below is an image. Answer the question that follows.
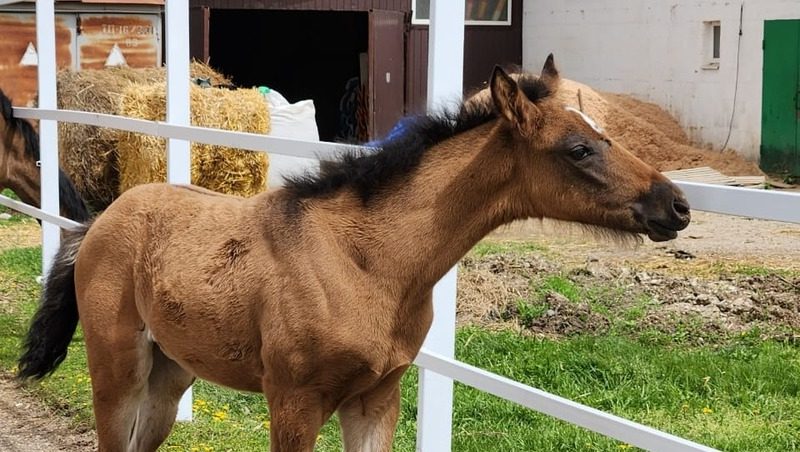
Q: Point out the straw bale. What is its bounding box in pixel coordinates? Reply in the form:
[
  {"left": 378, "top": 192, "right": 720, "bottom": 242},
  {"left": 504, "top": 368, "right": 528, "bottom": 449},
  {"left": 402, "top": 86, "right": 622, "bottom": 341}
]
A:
[
  {"left": 57, "top": 61, "right": 233, "bottom": 211},
  {"left": 117, "top": 83, "right": 270, "bottom": 197}
]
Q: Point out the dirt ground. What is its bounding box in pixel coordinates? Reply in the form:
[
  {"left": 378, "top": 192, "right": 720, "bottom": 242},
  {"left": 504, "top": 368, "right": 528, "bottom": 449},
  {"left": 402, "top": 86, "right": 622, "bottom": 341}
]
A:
[
  {"left": 0, "top": 375, "right": 95, "bottom": 452},
  {"left": 489, "top": 209, "right": 800, "bottom": 270},
  {"left": 0, "top": 206, "right": 799, "bottom": 449},
  {"left": 460, "top": 210, "right": 800, "bottom": 340}
]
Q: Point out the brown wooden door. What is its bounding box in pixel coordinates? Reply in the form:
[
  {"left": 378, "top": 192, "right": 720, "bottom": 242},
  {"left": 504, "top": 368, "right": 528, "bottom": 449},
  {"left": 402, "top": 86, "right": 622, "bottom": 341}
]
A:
[
  {"left": 368, "top": 10, "right": 405, "bottom": 140},
  {"left": 189, "top": 6, "right": 210, "bottom": 63}
]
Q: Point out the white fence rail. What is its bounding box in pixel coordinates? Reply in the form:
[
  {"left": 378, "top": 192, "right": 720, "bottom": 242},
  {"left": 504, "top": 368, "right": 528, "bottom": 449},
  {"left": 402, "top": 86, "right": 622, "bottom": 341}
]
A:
[
  {"left": 414, "top": 350, "right": 718, "bottom": 452},
  {"left": 675, "top": 181, "right": 800, "bottom": 224}
]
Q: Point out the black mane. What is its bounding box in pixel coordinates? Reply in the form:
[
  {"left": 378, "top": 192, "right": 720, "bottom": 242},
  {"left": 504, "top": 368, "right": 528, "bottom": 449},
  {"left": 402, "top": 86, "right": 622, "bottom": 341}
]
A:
[
  {"left": 0, "top": 89, "right": 90, "bottom": 222},
  {"left": 283, "top": 73, "right": 553, "bottom": 202}
]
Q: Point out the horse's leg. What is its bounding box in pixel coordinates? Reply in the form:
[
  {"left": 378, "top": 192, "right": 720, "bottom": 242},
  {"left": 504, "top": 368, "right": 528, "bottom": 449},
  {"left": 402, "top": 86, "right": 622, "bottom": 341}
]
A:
[
  {"left": 78, "top": 268, "right": 154, "bottom": 452},
  {"left": 84, "top": 319, "right": 152, "bottom": 452},
  {"left": 129, "top": 345, "right": 195, "bottom": 451},
  {"left": 264, "top": 386, "right": 332, "bottom": 452},
  {"left": 337, "top": 366, "right": 408, "bottom": 452}
]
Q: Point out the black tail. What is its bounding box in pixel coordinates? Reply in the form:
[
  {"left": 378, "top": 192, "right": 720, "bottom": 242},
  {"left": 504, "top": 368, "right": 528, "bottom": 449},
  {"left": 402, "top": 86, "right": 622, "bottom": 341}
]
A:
[
  {"left": 58, "top": 169, "right": 91, "bottom": 222},
  {"left": 17, "top": 222, "right": 91, "bottom": 380}
]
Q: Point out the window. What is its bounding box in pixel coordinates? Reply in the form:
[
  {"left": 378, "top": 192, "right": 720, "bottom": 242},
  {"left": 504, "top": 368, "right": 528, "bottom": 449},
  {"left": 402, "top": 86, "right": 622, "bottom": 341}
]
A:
[
  {"left": 703, "top": 21, "right": 721, "bottom": 69},
  {"left": 412, "top": 0, "right": 512, "bottom": 26},
  {"left": 712, "top": 23, "right": 721, "bottom": 59}
]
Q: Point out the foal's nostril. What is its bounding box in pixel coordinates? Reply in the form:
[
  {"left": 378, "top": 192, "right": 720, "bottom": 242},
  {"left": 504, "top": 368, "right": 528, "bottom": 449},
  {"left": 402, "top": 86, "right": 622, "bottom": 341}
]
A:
[{"left": 673, "top": 199, "right": 690, "bottom": 216}]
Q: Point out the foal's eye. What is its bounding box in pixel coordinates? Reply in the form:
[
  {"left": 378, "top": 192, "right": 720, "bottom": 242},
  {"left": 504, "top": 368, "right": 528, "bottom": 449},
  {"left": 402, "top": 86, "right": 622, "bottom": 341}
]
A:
[{"left": 569, "top": 145, "right": 593, "bottom": 161}]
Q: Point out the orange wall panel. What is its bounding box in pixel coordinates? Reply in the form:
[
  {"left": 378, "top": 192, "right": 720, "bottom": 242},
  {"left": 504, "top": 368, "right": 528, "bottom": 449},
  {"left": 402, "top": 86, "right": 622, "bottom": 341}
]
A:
[
  {"left": 0, "top": 13, "right": 74, "bottom": 106},
  {"left": 78, "top": 14, "right": 160, "bottom": 69}
]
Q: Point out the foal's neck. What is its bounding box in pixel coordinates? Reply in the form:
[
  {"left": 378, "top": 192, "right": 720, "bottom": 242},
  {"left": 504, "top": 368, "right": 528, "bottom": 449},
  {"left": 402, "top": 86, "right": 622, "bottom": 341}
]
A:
[{"left": 324, "top": 122, "right": 524, "bottom": 290}]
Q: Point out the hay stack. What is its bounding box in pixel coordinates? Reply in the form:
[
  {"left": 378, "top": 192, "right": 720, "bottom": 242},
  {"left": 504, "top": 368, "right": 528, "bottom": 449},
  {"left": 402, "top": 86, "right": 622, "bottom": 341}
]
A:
[
  {"left": 57, "top": 61, "right": 233, "bottom": 211},
  {"left": 117, "top": 83, "right": 269, "bottom": 197}
]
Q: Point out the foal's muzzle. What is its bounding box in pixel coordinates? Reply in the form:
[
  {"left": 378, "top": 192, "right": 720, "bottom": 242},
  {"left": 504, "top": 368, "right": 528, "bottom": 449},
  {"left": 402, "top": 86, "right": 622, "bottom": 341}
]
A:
[{"left": 634, "top": 181, "right": 691, "bottom": 242}]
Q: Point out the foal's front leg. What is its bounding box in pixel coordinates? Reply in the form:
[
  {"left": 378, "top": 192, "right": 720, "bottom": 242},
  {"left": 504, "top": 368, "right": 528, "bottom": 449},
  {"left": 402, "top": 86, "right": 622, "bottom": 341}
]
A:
[
  {"left": 265, "top": 388, "right": 332, "bottom": 452},
  {"left": 338, "top": 365, "right": 408, "bottom": 452}
]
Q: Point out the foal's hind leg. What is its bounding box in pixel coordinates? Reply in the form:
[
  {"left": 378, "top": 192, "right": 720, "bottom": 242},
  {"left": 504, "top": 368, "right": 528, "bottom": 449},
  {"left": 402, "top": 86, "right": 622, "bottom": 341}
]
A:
[
  {"left": 83, "top": 315, "right": 152, "bottom": 452},
  {"left": 338, "top": 366, "right": 407, "bottom": 452},
  {"left": 128, "top": 345, "right": 195, "bottom": 451}
]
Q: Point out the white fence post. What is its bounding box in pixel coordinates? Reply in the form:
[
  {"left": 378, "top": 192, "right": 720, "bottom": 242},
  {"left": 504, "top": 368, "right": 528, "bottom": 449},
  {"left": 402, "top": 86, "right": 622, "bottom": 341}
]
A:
[
  {"left": 165, "top": 0, "right": 193, "bottom": 421},
  {"left": 416, "top": 1, "right": 465, "bottom": 451},
  {"left": 35, "top": 0, "right": 60, "bottom": 275}
]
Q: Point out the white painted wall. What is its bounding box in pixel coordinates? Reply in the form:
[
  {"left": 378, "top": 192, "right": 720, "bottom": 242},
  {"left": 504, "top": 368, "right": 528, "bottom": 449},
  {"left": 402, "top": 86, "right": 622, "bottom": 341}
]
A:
[{"left": 523, "top": 0, "right": 800, "bottom": 162}]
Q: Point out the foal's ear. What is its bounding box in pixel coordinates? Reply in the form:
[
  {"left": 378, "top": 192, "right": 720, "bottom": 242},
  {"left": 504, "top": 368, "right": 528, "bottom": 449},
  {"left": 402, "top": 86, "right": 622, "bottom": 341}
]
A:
[
  {"left": 540, "top": 53, "right": 560, "bottom": 93},
  {"left": 490, "top": 65, "right": 539, "bottom": 137}
]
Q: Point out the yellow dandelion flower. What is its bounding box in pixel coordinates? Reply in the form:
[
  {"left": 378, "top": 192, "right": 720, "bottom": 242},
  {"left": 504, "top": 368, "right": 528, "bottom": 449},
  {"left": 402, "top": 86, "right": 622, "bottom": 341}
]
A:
[
  {"left": 262, "top": 420, "right": 271, "bottom": 430},
  {"left": 618, "top": 444, "right": 632, "bottom": 450},
  {"left": 702, "top": 406, "right": 713, "bottom": 414},
  {"left": 212, "top": 410, "right": 228, "bottom": 422}
]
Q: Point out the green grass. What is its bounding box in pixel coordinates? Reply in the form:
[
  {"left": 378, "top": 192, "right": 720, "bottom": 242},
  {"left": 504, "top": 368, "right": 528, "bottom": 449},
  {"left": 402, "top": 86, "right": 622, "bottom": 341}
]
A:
[
  {"left": 514, "top": 297, "right": 549, "bottom": 326},
  {"left": 0, "top": 188, "right": 32, "bottom": 225},
  {"left": 2, "top": 245, "right": 800, "bottom": 451},
  {"left": 469, "top": 241, "right": 548, "bottom": 258},
  {"left": 536, "top": 275, "right": 582, "bottom": 302}
]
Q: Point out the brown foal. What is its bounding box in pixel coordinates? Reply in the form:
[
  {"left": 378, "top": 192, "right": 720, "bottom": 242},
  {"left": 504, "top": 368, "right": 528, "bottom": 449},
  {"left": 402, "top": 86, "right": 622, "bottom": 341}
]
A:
[{"left": 18, "top": 55, "right": 690, "bottom": 451}]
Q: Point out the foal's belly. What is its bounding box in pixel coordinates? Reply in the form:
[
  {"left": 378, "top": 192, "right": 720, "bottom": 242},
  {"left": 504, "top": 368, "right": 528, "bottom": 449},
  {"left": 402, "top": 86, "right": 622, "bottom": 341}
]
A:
[{"left": 144, "top": 293, "right": 266, "bottom": 393}]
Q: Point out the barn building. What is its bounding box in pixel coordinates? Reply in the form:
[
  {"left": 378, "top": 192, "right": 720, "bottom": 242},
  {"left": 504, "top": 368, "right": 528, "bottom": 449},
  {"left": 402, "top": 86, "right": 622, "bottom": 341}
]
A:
[
  {"left": 0, "top": 1, "right": 521, "bottom": 143},
  {"left": 187, "top": 0, "right": 521, "bottom": 141}
]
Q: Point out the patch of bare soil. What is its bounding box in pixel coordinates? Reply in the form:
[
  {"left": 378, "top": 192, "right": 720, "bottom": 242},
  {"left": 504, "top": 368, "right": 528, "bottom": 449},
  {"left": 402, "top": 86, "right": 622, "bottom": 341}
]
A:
[
  {"left": 458, "top": 211, "right": 800, "bottom": 342},
  {"left": 458, "top": 251, "right": 800, "bottom": 342},
  {"left": 0, "top": 374, "right": 96, "bottom": 452},
  {"left": 0, "top": 220, "right": 41, "bottom": 250}
]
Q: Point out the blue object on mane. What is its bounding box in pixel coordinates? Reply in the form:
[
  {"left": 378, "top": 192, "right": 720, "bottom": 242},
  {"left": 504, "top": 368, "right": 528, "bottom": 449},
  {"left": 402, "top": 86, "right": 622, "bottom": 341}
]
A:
[{"left": 365, "top": 117, "right": 414, "bottom": 149}]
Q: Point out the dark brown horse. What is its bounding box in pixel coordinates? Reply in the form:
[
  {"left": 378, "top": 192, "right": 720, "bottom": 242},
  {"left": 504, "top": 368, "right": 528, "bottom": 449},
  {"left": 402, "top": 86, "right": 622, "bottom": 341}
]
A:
[
  {"left": 0, "top": 89, "right": 90, "bottom": 222},
  {"left": 18, "top": 55, "right": 690, "bottom": 452}
]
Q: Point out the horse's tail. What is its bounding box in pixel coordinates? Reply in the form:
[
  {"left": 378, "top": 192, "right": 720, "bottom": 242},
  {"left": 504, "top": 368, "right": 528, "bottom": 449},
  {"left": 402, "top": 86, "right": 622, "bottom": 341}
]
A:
[
  {"left": 17, "top": 222, "right": 91, "bottom": 380},
  {"left": 58, "top": 169, "right": 91, "bottom": 222}
]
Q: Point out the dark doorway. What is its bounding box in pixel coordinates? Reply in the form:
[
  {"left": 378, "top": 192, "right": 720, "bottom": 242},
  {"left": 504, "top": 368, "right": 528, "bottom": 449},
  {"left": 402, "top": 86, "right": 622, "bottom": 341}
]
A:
[{"left": 208, "top": 10, "right": 368, "bottom": 142}]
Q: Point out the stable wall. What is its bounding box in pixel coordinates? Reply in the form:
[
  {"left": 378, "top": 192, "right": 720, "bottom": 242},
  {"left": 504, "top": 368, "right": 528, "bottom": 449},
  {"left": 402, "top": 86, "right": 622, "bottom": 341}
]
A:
[{"left": 523, "top": 0, "right": 800, "bottom": 162}]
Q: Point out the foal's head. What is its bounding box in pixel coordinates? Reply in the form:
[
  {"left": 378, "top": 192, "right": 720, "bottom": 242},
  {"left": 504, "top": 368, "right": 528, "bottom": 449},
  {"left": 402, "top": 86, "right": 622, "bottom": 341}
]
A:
[{"left": 488, "top": 55, "right": 690, "bottom": 241}]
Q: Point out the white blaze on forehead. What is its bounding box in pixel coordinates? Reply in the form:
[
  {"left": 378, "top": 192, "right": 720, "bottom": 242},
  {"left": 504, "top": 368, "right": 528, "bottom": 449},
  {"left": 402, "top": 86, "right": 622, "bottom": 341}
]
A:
[{"left": 565, "top": 106, "right": 604, "bottom": 134}]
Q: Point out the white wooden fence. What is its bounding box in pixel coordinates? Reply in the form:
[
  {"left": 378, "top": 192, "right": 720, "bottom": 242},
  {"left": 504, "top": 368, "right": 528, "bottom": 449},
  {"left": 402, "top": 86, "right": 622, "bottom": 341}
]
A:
[{"left": 2, "top": 1, "right": 800, "bottom": 451}]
